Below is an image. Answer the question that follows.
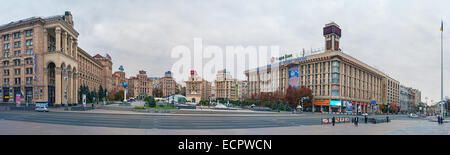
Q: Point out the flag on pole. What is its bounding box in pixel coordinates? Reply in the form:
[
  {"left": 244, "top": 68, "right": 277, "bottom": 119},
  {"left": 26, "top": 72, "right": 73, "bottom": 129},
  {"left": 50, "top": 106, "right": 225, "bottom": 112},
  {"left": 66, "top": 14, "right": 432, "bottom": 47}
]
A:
[{"left": 441, "top": 20, "right": 444, "bottom": 32}]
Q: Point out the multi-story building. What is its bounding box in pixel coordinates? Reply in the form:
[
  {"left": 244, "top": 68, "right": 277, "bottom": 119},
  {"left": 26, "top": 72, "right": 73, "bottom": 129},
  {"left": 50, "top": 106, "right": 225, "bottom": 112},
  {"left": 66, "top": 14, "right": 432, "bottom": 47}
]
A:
[
  {"left": 160, "top": 71, "right": 176, "bottom": 97},
  {"left": 400, "top": 85, "right": 413, "bottom": 113},
  {"left": 127, "top": 70, "right": 152, "bottom": 99},
  {"left": 185, "top": 70, "right": 211, "bottom": 103},
  {"left": 245, "top": 22, "right": 399, "bottom": 113},
  {"left": 411, "top": 88, "right": 421, "bottom": 112},
  {"left": 383, "top": 76, "right": 400, "bottom": 111},
  {"left": 236, "top": 80, "right": 248, "bottom": 101},
  {"left": 0, "top": 11, "right": 113, "bottom": 106},
  {"left": 78, "top": 49, "right": 113, "bottom": 94},
  {"left": 93, "top": 54, "right": 113, "bottom": 92},
  {"left": 111, "top": 70, "right": 127, "bottom": 94},
  {"left": 214, "top": 69, "right": 237, "bottom": 101}
]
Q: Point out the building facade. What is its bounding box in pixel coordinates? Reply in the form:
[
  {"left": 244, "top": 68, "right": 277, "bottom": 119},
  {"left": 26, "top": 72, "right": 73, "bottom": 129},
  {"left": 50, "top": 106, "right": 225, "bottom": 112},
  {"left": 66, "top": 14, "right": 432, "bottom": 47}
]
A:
[
  {"left": 0, "top": 11, "right": 82, "bottom": 106},
  {"left": 245, "top": 22, "right": 399, "bottom": 113},
  {"left": 78, "top": 49, "right": 113, "bottom": 94},
  {"left": 214, "top": 69, "right": 237, "bottom": 100},
  {"left": 185, "top": 70, "right": 211, "bottom": 103},
  {"left": 236, "top": 80, "right": 248, "bottom": 101},
  {"left": 400, "top": 85, "right": 413, "bottom": 113},
  {"left": 127, "top": 70, "right": 152, "bottom": 100},
  {"left": 111, "top": 71, "right": 127, "bottom": 94},
  {"left": 0, "top": 11, "right": 114, "bottom": 106},
  {"left": 160, "top": 71, "right": 176, "bottom": 97}
]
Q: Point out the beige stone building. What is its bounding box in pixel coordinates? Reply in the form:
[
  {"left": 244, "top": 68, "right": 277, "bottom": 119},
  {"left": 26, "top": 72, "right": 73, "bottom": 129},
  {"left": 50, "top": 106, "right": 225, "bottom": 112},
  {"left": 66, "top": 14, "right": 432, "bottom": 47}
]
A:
[
  {"left": 127, "top": 70, "right": 152, "bottom": 99},
  {"left": 78, "top": 49, "right": 112, "bottom": 94},
  {"left": 0, "top": 11, "right": 112, "bottom": 106},
  {"left": 383, "top": 76, "right": 400, "bottom": 109},
  {"left": 245, "top": 22, "right": 399, "bottom": 113},
  {"left": 214, "top": 69, "right": 237, "bottom": 100},
  {"left": 111, "top": 71, "right": 127, "bottom": 94},
  {"left": 160, "top": 71, "right": 176, "bottom": 97},
  {"left": 185, "top": 70, "right": 211, "bottom": 103}
]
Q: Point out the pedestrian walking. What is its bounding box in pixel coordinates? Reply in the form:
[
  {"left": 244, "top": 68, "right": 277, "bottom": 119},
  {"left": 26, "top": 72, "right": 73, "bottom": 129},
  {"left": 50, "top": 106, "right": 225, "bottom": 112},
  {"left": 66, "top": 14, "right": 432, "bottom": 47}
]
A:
[
  {"left": 355, "top": 116, "right": 359, "bottom": 127},
  {"left": 364, "top": 115, "right": 368, "bottom": 124},
  {"left": 437, "top": 115, "right": 442, "bottom": 125},
  {"left": 332, "top": 116, "right": 335, "bottom": 126}
]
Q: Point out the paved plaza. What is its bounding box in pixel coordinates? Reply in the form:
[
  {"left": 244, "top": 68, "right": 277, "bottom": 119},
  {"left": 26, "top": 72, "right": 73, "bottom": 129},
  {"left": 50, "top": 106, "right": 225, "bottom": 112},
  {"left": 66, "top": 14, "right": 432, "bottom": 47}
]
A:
[
  {"left": 0, "top": 119, "right": 447, "bottom": 135},
  {"left": 0, "top": 110, "right": 448, "bottom": 135}
]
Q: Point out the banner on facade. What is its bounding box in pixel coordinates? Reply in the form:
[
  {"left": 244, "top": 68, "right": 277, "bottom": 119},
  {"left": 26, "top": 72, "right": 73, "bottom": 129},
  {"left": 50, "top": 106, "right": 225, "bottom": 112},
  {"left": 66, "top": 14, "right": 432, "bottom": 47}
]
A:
[{"left": 288, "top": 65, "right": 299, "bottom": 88}]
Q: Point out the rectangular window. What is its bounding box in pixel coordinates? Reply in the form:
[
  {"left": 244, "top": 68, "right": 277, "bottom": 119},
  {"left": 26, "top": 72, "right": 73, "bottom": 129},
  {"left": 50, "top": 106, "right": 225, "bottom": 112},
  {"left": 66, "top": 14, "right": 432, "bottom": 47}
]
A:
[
  {"left": 14, "top": 69, "right": 21, "bottom": 75},
  {"left": 3, "top": 69, "right": 9, "bottom": 76},
  {"left": 25, "top": 30, "right": 34, "bottom": 37},
  {"left": 4, "top": 78, "right": 9, "bottom": 85},
  {"left": 26, "top": 68, "right": 33, "bottom": 74},
  {"left": 26, "top": 77, "right": 33, "bottom": 84},
  {"left": 14, "top": 78, "right": 21, "bottom": 85},
  {"left": 14, "top": 59, "right": 20, "bottom": 66},
  {"left": 26, "top": 49, "right": 33, "bottom": 55}
]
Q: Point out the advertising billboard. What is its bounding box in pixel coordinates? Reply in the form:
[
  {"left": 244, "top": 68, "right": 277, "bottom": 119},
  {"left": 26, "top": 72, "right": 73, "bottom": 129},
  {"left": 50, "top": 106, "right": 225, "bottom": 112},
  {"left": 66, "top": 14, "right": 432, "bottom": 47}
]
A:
[
  {"left": 314, "top": 100, "right": 330, "bottom": 106},
  {"left": 288, "top": 65, "right": 299, "bottom": 88},
  {"left": 330, "top": 100, "right": 342, "bottom": 106}
]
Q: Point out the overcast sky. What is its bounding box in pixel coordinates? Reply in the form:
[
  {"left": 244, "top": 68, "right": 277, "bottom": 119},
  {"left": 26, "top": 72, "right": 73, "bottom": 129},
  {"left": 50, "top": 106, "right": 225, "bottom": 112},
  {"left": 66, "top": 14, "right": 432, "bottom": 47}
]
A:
[{"left": 1, "top": 0, "right": 449, "bottom": 104}]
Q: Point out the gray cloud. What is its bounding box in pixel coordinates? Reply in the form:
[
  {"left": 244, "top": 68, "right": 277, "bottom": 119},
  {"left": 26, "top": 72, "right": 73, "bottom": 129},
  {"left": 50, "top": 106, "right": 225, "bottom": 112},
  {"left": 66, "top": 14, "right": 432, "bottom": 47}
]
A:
[{"left": 1, "top": 0, "right": 449, "bottom": 104}]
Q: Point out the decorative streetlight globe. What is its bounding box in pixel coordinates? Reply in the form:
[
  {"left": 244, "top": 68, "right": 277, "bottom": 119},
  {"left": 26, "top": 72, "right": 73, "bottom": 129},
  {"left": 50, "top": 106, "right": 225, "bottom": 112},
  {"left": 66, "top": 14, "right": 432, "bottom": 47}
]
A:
[{"left": 123, "top": 82, "right": 128, "bottom": 88}]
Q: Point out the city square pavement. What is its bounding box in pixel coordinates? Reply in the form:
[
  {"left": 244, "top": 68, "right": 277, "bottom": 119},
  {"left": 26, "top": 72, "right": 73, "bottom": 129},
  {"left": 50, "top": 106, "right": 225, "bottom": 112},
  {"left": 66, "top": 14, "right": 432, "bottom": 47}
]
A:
[
  {"left": 0, "top": 119, "right": 447, "bottom": 135},
  {"left": 0, "top": 110, "right": 448, "bottom": 135}
]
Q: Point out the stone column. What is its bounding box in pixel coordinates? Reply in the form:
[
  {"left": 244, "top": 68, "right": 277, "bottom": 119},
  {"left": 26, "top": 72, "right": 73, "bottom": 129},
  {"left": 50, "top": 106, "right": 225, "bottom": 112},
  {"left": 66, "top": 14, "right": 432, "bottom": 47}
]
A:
[
  {"left": 68, "top": 71, "right": 73, "bottom": 105},
  {"left": 62, "top": 32, "right": 67, "bottom": 54},
  {"left": 55, "top": 67, "right": 62, "bottom": 106},
  {"left": 43, "top": 29, "right": 48, "bottom": 52},
  {"left": 74, "top": 40, "right": 78, "bottom": 59},
  {"left": 61, "top": 68, "right": 67, "bottom": 106},
  {"left": 43, "top": 68, "right": 49, "bottom": 102},
  {"left": 55, "top": 27, "right": 61, "bottom": 52},
  {"left": 73, "top": 72, "right": 78, "bottom": 104},
  {"left": 68, "top": 36, "right": 73, "bottom": 57}
]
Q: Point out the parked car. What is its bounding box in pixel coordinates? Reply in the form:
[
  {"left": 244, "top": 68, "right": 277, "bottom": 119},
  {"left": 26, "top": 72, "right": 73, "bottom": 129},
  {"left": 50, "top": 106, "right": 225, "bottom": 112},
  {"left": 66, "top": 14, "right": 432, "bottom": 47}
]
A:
[
  {"left": 362, "top": 113, "right": 368, "bottom": 116},
  {"left": 35, "top": 103, "right": 49, "bottom": 112},
  {"left": 409, "top": 113, "right": 418, "bottom": 118}
]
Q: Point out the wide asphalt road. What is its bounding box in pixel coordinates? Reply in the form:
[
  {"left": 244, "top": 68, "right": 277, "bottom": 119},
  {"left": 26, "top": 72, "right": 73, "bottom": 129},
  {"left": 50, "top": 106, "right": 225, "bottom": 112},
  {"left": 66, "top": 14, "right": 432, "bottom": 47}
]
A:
[
  {"left": 0, "top": 111, "right": 412, "bottom": 130},
  {"left": 0, "top": 111, "right": 327, "bottom": 129}
]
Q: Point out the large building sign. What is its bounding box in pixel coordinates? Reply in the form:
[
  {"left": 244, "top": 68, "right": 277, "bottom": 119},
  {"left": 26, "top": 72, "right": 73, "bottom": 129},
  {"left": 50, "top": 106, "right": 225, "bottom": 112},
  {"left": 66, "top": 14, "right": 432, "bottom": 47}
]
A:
[
  {"left": 288, "top": 65, "right": 299, "bottom": 88},
  {"left": 323, "top": 25, "right": 341, "bottom": 37}
]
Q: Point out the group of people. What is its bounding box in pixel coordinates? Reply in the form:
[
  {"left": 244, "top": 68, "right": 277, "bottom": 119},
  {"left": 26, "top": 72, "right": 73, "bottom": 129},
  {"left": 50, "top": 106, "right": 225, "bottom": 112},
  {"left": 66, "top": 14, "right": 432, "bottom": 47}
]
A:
[{"left": 437, "top": 115, "right": 445, "bottom": 125}]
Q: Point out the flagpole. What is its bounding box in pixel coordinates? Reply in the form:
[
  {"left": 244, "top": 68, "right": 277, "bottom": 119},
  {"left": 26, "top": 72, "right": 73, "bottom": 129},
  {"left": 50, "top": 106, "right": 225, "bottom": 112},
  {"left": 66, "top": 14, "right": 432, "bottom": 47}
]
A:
[{"left": 441, "top": 20, "right": 444, "bottom": 116}]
